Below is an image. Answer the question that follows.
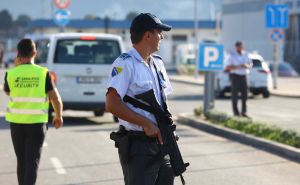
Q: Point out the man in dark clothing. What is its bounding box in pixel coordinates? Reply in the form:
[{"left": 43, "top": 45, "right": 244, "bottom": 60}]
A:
[{"left": 225, "top": 41, "right": 252, "bottom": 117}]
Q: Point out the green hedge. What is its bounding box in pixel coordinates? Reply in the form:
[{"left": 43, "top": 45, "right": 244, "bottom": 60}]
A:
[{"left": 194, "top": 107, "right": 300, "bottom": 148}]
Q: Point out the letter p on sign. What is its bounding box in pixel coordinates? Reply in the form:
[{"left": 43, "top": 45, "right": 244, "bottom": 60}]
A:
[{"left": 198, "top": 44, "right": 224, "bottom": 71}]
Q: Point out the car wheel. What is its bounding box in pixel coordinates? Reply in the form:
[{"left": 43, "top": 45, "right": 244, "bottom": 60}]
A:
[
  {"left": 113, "top": 116, "right": 119, "bottom": 123},
  {"left": 262, "top": 90, "right": 270, "bottom": 98},
  {"left": 94, "top": 110, "right": 104, "bottom": 117}
]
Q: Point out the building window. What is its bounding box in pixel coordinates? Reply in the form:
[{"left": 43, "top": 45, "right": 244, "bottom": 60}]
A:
[
  {"left": 297, "top": 0, "right": 300, "bottom": 7},
  {"left": 285, "top": 1, "right": 293, "bottom": 8},
  {"left": 172, "top": 35, "right": 187, "bottom": 42}
]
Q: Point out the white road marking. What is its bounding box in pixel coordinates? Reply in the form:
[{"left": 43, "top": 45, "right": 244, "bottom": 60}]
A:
[{"left": 50, "top": 157, "right": 66, "bottom": 174}]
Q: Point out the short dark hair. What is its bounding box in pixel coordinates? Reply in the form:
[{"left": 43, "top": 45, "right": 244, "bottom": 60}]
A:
[
  {"left": 130, "top": 29, "right": 155, "bottom": 44},
  {"left": 17, "top": 39, "right": 36, "bottom": 58},
  {"left": 235, "top": 41, "right": 243, "bottom": 47}
]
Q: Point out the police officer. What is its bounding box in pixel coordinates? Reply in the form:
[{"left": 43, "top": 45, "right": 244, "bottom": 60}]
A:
[
  {"left": 3, "top": 39, "right": 63, "bottom": 185},
  {"left": 106, "top": 13, "right": 174, "bottom": 185},
  {"left": 225, "top": 41, "right": 252, "bottom": 117}
]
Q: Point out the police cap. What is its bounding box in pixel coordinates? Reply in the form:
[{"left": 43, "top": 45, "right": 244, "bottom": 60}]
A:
[{"left": 130, "top": 13, "right": 172, "bottom": 34}]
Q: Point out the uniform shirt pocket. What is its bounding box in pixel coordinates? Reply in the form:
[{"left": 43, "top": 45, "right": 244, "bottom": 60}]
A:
[{"left": 134, "top": 80, "right": 153, "bottom": 94}]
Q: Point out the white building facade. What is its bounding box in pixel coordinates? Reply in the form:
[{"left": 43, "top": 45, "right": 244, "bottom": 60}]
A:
[
  {"left": 222, "top": 0, "right": 300, "bottom": 72},
  {"left": 27, "top": 19, "right": 220, "bottom": 68}
]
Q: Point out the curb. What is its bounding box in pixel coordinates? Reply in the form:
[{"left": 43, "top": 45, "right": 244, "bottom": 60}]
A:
[
  {"left": 177, "top": 113, "right": 300, "bottom": 163},
  {"left": 269, "top": 91, "right": 300, "bottom": 99},
  {"left": 170, "top": 77, "right": 300, "bottom": 99},
  {"left": 170, "top": 78, "right": 203, "bottom": 86}
]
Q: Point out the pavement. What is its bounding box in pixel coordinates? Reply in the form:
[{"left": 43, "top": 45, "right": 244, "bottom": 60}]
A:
[
  {"left": 177, "top": 113, "right": 300, "bottom": 165},
  {"left": 0, "top": 68, "right": 6, "bottom": 89},
  {"left": 170, "top": 74, "right": 300, "bottom": 163},
  {"left": 169, "top": 74, "right": 300, "bottom": 98}
]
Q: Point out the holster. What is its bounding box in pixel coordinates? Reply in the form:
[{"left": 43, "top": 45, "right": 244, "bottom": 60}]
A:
[
  {"left": 110, "top": 125, "right": 131, "bottom": 164},
  {"left": 110, "top": 125, "right": 158, "bottom": 164}
]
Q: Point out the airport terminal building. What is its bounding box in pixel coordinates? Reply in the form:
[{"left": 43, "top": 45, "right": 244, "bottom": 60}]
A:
[{"left": 27, "top": 19, "right": 219, "bottom": 67}]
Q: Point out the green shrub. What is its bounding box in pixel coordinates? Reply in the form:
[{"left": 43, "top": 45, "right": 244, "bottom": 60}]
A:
[
  {"left": 193, "top": 109, "right": 300, "bottom": 148},
  {"left": 194, "top": 107, "right": 203, "bottom": 116}
]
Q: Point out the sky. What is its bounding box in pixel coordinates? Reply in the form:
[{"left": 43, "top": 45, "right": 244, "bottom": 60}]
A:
[{"left": 0, "top": 0, "right": 221, "bottom": 20}]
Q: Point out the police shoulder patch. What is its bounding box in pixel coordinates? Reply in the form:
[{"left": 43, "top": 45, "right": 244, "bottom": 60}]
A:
[
  {"left": 111, "top": 67, "right": 123, "bottom": 77},
  {"left": 118, "top": 53, "right": 131, "bottom": 60},
  {"left": 152, "top": 54, "right": 162, "bottom": 60}
]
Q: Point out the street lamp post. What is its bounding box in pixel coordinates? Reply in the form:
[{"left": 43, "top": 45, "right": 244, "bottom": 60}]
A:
[{"left": 194, "top": 0, "right": 199, "bottom": 78}]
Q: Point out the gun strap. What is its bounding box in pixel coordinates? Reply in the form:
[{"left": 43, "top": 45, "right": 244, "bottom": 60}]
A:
[
  {"left": 153, "top": 63, "right": 168, "bottom": 112},
  {"left": 123, "top": 95, "right": 154, "bottom": 114}
]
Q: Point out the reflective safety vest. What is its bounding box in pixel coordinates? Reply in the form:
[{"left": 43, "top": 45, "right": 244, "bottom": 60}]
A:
[{"left": 6, "top": 64, "right": 49, "bottom": 124}]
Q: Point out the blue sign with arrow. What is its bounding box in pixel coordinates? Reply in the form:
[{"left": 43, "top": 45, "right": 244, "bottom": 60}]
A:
[{"left": 265, "top": 4, "right": 289, "bottom": 29}]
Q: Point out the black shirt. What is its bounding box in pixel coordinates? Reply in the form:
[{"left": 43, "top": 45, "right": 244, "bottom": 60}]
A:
[{"left": 3, "top": 65, "right": 54, "bottom": 93}]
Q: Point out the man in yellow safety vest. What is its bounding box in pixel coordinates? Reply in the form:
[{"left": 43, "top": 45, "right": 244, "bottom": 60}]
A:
[{"left": 3, "top": 39, "right": 63, "bottom": 185}]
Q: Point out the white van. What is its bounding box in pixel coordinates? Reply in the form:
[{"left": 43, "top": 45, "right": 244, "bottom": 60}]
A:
[{"left": 26, "top": 33, "right": 124, "bottom": 118}]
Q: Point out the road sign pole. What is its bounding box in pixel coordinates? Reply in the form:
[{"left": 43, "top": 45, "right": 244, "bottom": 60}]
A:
[
  {"left": 265, "top": 3, "right": 289, "bottom": 90},
  {"left": 209, "top": 72, "right": 215, "bottom": 109},
  {"left": 59, "top": 26, "right": 65, "bottom": 33},
  {"left": 273, "top": 43, "right": 279, "bottom": 89},
  {"left": 194, "top": 0, "right": 199, "bottom": 78},
  {"left": 199, "top": 43, "right": 223, "bottom": 114},
  {"left": 203, "top": 71, "right": 215, "bottom": 114},
  {"left": 203, "top": 72, "right": 210, "bottom": 114}
]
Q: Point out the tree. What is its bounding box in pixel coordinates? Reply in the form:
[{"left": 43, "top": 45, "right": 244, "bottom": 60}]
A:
[
  {"left": 15, "top": 14, "right": 31, "bottom": 27},
  {"left": 0, "top": 9, "right": 13, "bottom": 30},
  {"left": 84, "top": 14, "right": 101, "bottom": 20},
  {"left": 125, "top": 11, "right": 139, "bottom": 20}
]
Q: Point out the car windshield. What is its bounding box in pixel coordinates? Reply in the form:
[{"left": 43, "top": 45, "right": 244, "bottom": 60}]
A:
[
  {"left": 186, "top": 58, "right": 195, "bottom": 65},
  {"left": 252, "top": 59, "right": 262, "bottom": 67},
  {"left": 54, "top": 39, "right": 121, "bottom": 64}
]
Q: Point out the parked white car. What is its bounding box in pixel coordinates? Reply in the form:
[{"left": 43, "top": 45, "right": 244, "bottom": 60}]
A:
[
  {"left": 215, "top": 53, "right": 273, "bottom": 98},
  {"left": 26, "top": 33, "right": 124, "bottom": 118}
]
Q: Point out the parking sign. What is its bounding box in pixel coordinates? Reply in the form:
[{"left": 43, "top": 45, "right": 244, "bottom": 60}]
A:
[
  {"left": 198, "top": 44, "right": 224, "bottom": 71},
  {"left": 265, "top": 4, "right": 289, "bottom": 29}
]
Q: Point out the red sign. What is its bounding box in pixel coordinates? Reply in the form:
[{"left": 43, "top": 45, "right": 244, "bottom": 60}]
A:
[{"left": 54, "top": 0, "right": 71, "bottom": 9}]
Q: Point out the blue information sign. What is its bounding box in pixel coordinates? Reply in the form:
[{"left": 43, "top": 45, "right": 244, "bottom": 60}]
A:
[
  {"left": 198, "top": 44, "right": 224, "bottom": 71},
  {"left": 265, "top": 4, "right": 289, "bottom": 29},
  {"left": 54, "top": 9, "right": 71, "bottom": 27}
]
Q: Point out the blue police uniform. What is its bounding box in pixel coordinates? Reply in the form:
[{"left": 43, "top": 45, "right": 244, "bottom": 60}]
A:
[
  {"left": 107, "top": 48, "right": 172, "bottom": 131},
  {"left": 106, "top": 48, "right": 174, "bottom": 185}
]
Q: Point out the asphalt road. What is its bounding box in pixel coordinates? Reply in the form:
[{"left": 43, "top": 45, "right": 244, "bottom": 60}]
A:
[
  {"left": 168, "top": 81, "right": 300, "bottom": 132},
  {"left": 1, "top": 115, "right": 300, "bottom": 185},
  {"left": 1, "top": 69, "right": 299, "bottom": 131},
  {"left": 1, "top": 77, "right": 300, "bottom": 184}
]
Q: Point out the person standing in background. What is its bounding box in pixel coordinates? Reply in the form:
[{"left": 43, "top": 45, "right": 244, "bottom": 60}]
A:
[{"left": 225, "top": 41, "right": 252, "bottom": 117}]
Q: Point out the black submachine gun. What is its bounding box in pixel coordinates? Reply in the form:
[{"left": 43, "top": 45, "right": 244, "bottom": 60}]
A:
[{"left": 123, "top": 89, "right": 190, "bottom": 185}]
